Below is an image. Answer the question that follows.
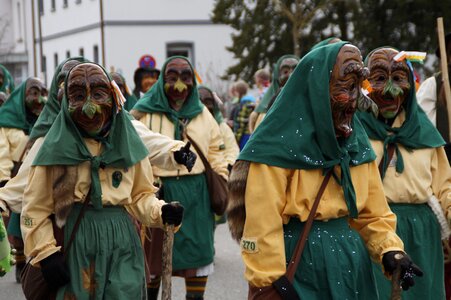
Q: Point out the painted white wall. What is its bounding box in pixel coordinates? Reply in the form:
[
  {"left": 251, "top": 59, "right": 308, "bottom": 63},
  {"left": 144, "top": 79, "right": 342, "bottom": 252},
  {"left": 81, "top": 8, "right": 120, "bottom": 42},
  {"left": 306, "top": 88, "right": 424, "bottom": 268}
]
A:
[
  {"left": 0, "top": 0, "right": 15, "bottom": 53},
  {"left": 104, "top": 0, "right": 214, "bottom": 21},
  {"left": 105, "top": 24, "right": 234, "bottom": 92}
]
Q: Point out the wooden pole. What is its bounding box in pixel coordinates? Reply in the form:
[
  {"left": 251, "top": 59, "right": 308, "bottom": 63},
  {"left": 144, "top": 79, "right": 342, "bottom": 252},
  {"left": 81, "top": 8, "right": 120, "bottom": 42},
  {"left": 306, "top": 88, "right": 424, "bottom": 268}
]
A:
[
  {"left": 437, "top": 17, "right": 451, "bottom": 140},
  {"left": 161, "top": 224, "right": 174, "bottom": 300},
  {"left": 390, "top": 256, "right": 402, "bottom": 300}
]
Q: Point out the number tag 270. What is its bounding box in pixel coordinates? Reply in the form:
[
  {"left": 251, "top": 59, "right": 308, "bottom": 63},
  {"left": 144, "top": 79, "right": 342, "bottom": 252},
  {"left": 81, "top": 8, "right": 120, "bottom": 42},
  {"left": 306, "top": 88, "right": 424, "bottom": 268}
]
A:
[{"left": 241, "top": 237, "right": 259, "bottom": 254}]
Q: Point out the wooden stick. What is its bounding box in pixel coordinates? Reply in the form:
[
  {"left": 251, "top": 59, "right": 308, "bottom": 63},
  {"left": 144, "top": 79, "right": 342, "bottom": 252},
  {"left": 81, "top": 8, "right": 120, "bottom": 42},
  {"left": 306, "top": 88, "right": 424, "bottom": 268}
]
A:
[
  {"left": 391, "top": 263, "right": 402, "bottom": 300},
  {"left": 437, "top": 17, "right": 451, "bottom": 141},
  {"left": 161, "top": 224, "right": 174, "bottom": 300}
]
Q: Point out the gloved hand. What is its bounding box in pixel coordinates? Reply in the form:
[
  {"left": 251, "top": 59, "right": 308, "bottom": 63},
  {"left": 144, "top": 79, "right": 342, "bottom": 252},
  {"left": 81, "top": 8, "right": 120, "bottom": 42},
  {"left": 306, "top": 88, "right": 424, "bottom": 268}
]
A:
[
  {"left": 382, "top": 251, "right": 423, "bottom": 290},
  {"left": 173, "top": 142, "right": 197, "bottom": 172},
  {"left": 272, "top": 275, "right": 300, "bottom": 300},
  {"left": 40, "top": 252, "right": 70, "bottom": 288},
  {"left": 227, "top": 164, "right": 233, "bottom": 173},
  {"left": 161, "top": 202, "right": 184, "bottom": 226}
]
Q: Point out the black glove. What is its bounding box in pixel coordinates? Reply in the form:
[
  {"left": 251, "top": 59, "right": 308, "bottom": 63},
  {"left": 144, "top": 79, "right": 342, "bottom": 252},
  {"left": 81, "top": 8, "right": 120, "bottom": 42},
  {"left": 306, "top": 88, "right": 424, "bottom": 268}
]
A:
[
  {"left": 173, "top": 142, "right": 197, "bottom": 172},
  {"left": 227, "top": 164, "right": 233, "bottom": 173},
  {"left": 272, "top": 275, "right": 300, "bottom": 300},
  {"left": 382, "top": 251, "right": 423, "bottom": 290},
  {"left": 40, "top": 252, "right": 70, "bottom": 288},
  {"left": 161, "top": 203, "right": 184, "bottom": 226},
  {"left": 0, "top": 180, "right": 8, "bottom": 188}
]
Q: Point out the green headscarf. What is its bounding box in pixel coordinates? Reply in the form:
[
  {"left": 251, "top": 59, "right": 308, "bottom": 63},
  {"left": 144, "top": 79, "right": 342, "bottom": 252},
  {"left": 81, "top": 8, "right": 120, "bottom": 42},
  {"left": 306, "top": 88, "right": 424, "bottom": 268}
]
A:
[
  {"left": 310, "top": 37, "right": 340, "bottom": 51},
  {"left": 0, "top": 78, "right": 38, "bottom": 134},
  {"left": 29, "top": 57, "right": 89, "bottom": 141},
  {"left": 239, "top": 42, "right": 376, "bottom": 218},
  {"left": 198, "top": 85, "right": 224, "bottom": 124},
  {"left": 133, "top": 56, "right": 204, "bottom": 140},
  {"left": 357, "top": 47, "right": 445, "bottom": 179},
  {"left": 0, "top": 64, "right": 15, "bottom": 94},
  {"left": 254, "top": 54, "right": 299, "bottom": 114},
  {"left": 32, "top": 63, "right": 149, "bottom": 209}
]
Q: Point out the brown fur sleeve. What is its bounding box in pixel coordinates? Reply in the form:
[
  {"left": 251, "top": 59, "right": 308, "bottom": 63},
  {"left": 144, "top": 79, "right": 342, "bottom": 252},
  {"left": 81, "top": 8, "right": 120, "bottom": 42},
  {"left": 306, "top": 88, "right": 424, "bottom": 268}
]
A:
[
  {"left": 130, "top": 109, "right": 146, "bottom": 121},
  {"left": 227, "top": 160, "right": 250, "bottom": 243}
]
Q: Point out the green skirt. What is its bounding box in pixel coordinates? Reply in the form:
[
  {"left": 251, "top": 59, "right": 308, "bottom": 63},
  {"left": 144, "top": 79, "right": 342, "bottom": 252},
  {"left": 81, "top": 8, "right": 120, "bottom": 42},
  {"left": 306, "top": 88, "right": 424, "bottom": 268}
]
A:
[
  {"left": 57, "top": 204, "right": 145, "bottom": 300},
  {"left": 284, "top": 217, "right": 379, "bottom": 300},
  {"left": 161, "top": 174, "right": 215, "bottom": 270},
  {"left": 372, "top": 203, "right": 445, "bottom": 300}
]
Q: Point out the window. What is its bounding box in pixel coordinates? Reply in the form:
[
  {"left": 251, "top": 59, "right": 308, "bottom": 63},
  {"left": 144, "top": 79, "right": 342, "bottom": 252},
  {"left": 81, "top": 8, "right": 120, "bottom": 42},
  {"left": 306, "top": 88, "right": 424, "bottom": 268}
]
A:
[
  {"left": 166, "top": 42, "right": 194, "bottom": 65},
  {"left": 38, "top": 0, "right": 44, "bottom": 15},
  {"left": 79, "top": 48, "right": 84, "bottom": 57},
  {"left": 16, "top": 2, "right": 23, "bottom": 42},
  {"left": 76, "top": 0, "right": 82, "bottom": 4},
  {"left": 93, "top": 45, "right": 99, "bottom": 63},
  {"left": 63, "top": 0, "right": 68, "bottom": 8},
  {"left": 54, "top": 53, "right": 59, "bottom": 69},
  {"left": 51, "top": 0, "right": 56, "bottom": 11},
  {"left": 66, "top": 51, "right": 71, "bottom": 58},
  {"left": 41, "top": 55, "right": 46, "bottom": 73}
]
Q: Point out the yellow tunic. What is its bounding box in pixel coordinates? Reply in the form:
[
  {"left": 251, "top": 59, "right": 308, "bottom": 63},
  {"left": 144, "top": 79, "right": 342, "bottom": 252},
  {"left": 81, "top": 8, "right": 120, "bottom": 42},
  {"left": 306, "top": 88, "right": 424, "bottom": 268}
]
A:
[
  {"left": 0, "top": 127, "right": 28, "bottom": 181},
  {"left": 242, "top": 161, "right": 404, "bottom": 287},
  {"left": 219, "top": 122, "right": 239, "bottom": 166},
  {"left": 138, "top": 107, "right": 228, "bottom": 179},
  {"left": 21, "top": 138, "right": 166, "bottom": 266},
  {"left": 370, "top": 110, "right": 451, "bottom": 221},
  {"left": 0, "top": 119, "right": 184, "bottom": 213}
]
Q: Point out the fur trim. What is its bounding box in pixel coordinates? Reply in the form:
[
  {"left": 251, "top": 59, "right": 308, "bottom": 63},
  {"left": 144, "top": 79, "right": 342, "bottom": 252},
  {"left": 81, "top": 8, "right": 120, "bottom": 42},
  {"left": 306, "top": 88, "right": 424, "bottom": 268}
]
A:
[
  {"left": 227, "top": 160, "right": 250, "bottom": 243},
  {"left": 53, "top": 166, "right": 78, "bottom": 228}
]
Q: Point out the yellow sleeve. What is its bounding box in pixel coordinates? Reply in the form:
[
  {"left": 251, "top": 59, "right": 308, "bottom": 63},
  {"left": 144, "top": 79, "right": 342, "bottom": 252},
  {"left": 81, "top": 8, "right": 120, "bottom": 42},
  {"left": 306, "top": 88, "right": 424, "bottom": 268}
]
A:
[
  {"left": 431, "top": 147, "right": 451, "bottom": 222},
  {"left": 21, "top": 166, "right": 61, "bottom": 266},
  {"left": 242, "top": 163, "right": 290, "bottom": 287},
  {"left": 0, "top": 129, "right": 14, "bottom": 181},
  {"left": 125, "top": 158, "right": 165, "bottom": 227},
  {"left": 207, "top": 117, "right": 228, "bottom": 179},
  {"left": 220, "top": 123, "right": 239, "bottom": 166},
  {"left": 131, "top": 119, "right": 184, "bottom": 170},
  {"left": 348, "top": 161, "right": 404, "bottom": 263}
]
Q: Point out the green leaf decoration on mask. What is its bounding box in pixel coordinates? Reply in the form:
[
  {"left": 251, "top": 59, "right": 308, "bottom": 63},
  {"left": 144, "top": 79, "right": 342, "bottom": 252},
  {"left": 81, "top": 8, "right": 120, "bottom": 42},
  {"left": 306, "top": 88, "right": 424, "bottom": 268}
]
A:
[{"left": 82, "top": 101, "right": 100, "bottom": 119}]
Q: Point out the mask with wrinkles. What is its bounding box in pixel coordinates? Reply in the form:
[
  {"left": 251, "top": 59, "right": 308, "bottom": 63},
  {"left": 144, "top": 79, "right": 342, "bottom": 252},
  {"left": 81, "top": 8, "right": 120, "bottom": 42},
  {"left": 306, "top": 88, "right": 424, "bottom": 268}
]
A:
[
  {"left": 330, "top": 45, "right": 367, "bottom": 138},
  {"left": 164, "top": 58, "right": 194, "bottom": 111},
  {"left": 67, "top": 63, "right": 113, "bottom": 137},
  {"left": 57, "top": 60, "right": 82, "bottom": 103},
  {"left": 25, "top": 78, "right": 47, "bottom": 116},
  {"left": 198, "top": 88, "right": 215, "bottom": 115},
  {"left": 278, "top": 58, "right": 299, "bottom": 87},
  {"left": 367, "top": 48, "right": 410, "bottom": 120}
]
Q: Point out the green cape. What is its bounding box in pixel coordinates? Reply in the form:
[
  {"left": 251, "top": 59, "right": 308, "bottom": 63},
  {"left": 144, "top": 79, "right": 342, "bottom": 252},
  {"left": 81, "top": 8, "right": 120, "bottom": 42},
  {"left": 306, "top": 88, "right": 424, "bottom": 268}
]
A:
[
  {"left": 32, "top": 63, "right": 149, "bottom": 209},
  {"left": 357, "top": 47, "right": 445, "bottom": 179},
  {"left": 254, "top": 54, "right": 299, "bottom": 113},
  {"left": 29, "top": 57, "right": 89, "bottom": 141},
  {"left": 0, "top": 79, "right": 37, "bottom": 134},
  {"left": 239, "top": 42, "right": 376, "bottom": 218},
  {"left": 198, "top": 85, "right": 224, "bottom": 124},
  {"left": 0, "top": 64, "right": 15, "bottom": 94},
  {"left": 133, "top": 56, "right": 204, "bottom": 140}
]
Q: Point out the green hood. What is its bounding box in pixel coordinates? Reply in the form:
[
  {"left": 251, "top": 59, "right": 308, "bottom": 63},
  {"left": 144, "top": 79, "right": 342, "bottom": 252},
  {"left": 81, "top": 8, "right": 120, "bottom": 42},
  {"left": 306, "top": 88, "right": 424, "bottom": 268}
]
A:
[
  {"left": 310, "top": 37, "right": 339, "bottom": 51},
  {"left": 239, "top": 42, "right": 376, "bottom": 218},
  {"left": 0, "top": 79, "right": 37, "bottom": 134},
  {"left": 254, "top": 54, "right": 299, "bottom": 114},
  {"left": 357, "top": 46, "right": 444, "bottom": 179},
  {"left": 113, "top": 72, "right": 138, "bottom": 111},
  {"left": 198, "top": 85, "right": 223, "bottom": 125},
  {"left": 33, "top": 63, "right": 149, "bottom": 209},
  {"left": 133, "top": 56, "right": 204, "bottom": 139},
  {"left": 0, "top": 64, "right": 15, "bottom": 94},
  {"left": 29, "top": 57, "right": 89, "bottom": 141}
]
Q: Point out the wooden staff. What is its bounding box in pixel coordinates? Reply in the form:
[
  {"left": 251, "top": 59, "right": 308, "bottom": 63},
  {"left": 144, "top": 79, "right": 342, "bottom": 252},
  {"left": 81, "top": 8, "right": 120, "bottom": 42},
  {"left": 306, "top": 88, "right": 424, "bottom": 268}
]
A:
[
  {"left": 437, "top": 17, "right": 451, "bottom": 140},
  {"left": 390, "top": 254, "right": 403, "bottom": 300},
  {"left": 161, "top": 224, "right": 175, "bottom": 300}
]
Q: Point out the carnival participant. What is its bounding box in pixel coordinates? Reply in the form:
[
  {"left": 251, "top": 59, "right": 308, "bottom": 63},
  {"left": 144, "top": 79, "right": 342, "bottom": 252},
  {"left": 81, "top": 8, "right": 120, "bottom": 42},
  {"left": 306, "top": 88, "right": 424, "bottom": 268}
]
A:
[
  {"left": 198, "top": 85, "right": 239, "bottom": 170},
  {"left": 231, "top": 80, "right": 256, "bottom": 149},
  {"left": 131, "top": 56, "right": 228, "bottom": 300},
  {"left": 21, "top": 62, "right": 184, "bottom": 299},
  {"left": 250, "top": 55, "right": 299, "bottom": 132},
  {"left": 0, "top": 77, "right": 47, "bottom": 281},
  {"left": 358, "top": 46, "right": 450, "bottom": 300},
  {"left": 110, "top": 72, "right": 139, "bottom": 111},
  {"left": 229, "top": 42, "right": 422, "bottom": 299},
  {"left": 133, "top": 67, "right": 160, "bottom": 99},
  {"left": 0, "top": 64, "right": 15, "bottom": 96}
]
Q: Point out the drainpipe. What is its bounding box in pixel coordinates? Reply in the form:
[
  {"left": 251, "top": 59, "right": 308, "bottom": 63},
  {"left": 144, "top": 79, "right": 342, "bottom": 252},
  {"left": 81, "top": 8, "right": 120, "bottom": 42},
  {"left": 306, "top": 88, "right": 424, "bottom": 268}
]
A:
[{"left": 99, "top": 0, "right": 105, "bottom": 66}]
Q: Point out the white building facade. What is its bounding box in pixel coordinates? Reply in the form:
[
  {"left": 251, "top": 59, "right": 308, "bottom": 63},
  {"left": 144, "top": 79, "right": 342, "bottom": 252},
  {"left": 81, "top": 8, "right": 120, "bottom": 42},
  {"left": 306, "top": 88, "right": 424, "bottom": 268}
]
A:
[{"left": 0, "top": 0, "right": 236, "bottom": 93}]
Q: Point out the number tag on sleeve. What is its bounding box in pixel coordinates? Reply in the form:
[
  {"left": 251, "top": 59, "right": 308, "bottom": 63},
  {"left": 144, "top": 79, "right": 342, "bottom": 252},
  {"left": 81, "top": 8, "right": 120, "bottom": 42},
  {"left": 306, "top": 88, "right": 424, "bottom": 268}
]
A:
[{"left": 241, "top": 237, "right": 259, "bottom": 254}]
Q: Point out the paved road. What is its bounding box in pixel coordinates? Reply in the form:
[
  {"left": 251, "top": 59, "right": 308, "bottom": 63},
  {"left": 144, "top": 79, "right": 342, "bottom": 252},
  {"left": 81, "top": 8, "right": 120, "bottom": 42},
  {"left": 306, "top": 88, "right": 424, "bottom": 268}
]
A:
[{"left": 0, "top": 223, "right": 248, "bottom": 299}]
